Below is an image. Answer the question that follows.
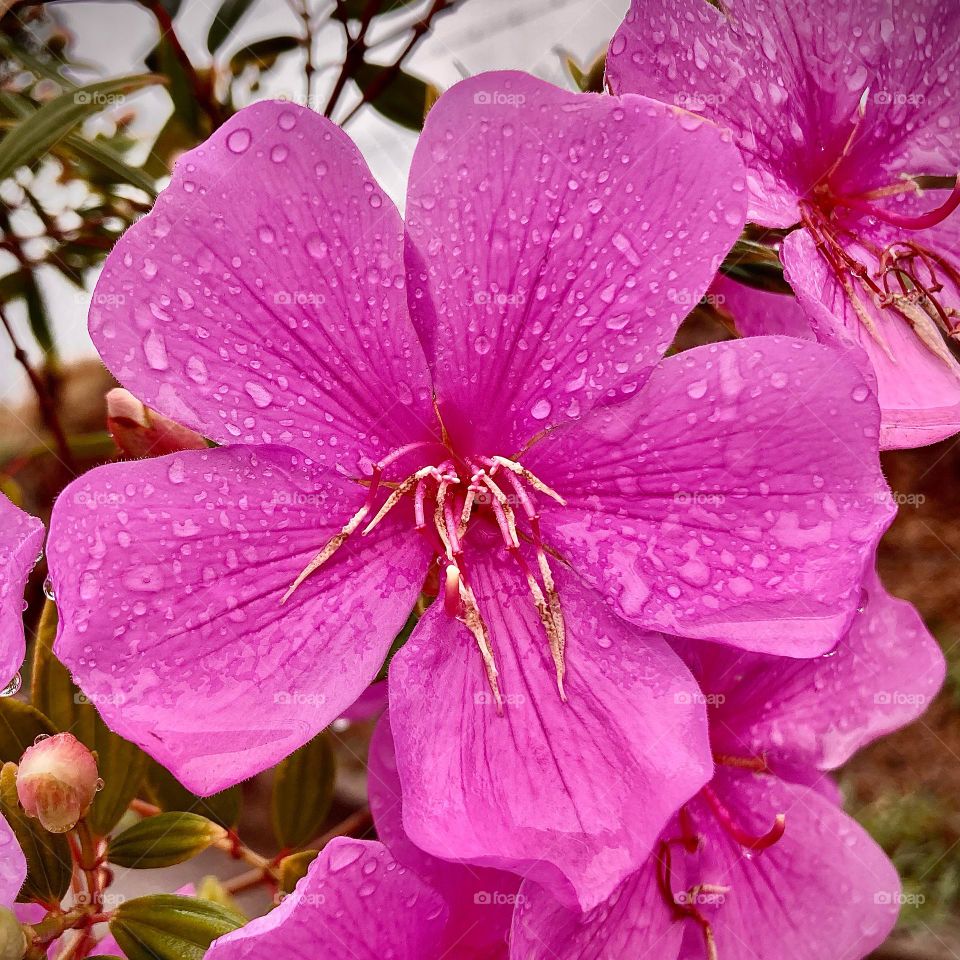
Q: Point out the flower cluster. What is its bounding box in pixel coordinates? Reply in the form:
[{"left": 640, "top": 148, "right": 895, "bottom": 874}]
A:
[{"left": 0, "top": 1, "right": 955, "bottom": 958}]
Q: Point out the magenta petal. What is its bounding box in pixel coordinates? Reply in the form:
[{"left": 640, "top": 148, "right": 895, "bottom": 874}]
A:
[
  {"left": 207, "top": 838, "right": 448, "bottom": 960},
  {"left": 388, "top": 557, "right": 711, "bottom": 911},
  {"left": 712, "top": 274, "right": 813, "bottom": 340},
  {"left": 783, "top": 228, "right": 960, "bottom": 449},
  {"left": 682, "top": 770, "right": 900, "bottom": 960},
  {"left": 48, "top": 445, "right": 429, "bottom": 794},
  {"left": 528, "top": 336, "right": 893, "bottom": 656},
  {"left": 405, "top": 71, "right": 746, "bottom": 451},
  {"left": 510, "top": 858, "right": 682, "bottom": 960},
  {"left": 0, "top": 812, "right": 25, "bottom": 906},
  {"left": 368, "top": 714, "right": 516, "bottom": 959},
  {"left": 0, "top": 494, "right": 44, "bottom": 690},
  {"left": 90, "top": 101, "right": 433, "bottom": 472},
  {"left": 694, "top": 568, "right": 945, "bottom": 773},
  {"left": 607, "top": 0, "right": 888, "bottom": 227}
]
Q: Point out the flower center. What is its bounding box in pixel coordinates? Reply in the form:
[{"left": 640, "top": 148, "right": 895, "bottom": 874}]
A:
[
  {"left": 656, "top": 755, "right": 786, "bottom": 960},
  {"left": 280, "top": 430, "right": 569, "bottom": 710},
  {"left": 798, "top": 97, "right": 960, "bottom": 373}
]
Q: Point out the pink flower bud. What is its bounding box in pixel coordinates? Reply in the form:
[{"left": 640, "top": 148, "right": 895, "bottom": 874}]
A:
[
  {"left": 105, "top": 388, "right": 207, "bottom": 458},
  {"left": 16, "top": 734, "right": 99, "bottom": 834}
]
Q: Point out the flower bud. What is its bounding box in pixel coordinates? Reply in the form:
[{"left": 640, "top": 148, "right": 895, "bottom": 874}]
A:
[
  {"left": 106, "top": 388, "right": 207, "bottom": 458},
  {"left": 0, "top": 907, "right": 26, "bottom": 960},
  {"left": 16, "top": 734, "right": 99, "bottom": 834}
]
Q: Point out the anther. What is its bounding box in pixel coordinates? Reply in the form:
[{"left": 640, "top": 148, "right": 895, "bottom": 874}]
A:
[{"left": 702, "top": 784, "right": 786, "bottom": 852}]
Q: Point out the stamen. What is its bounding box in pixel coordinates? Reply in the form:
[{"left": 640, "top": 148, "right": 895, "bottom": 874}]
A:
[
  {"left": 837, "top": 177, "right": 960, "bottom": 231},
  {"left": 443, "top": 563, "right": 461, "bottom": 616},
  {"left": 362, "top": 466, "right": 438, "bottom": 536},
  {"left": 713, "top": 753, "right": 769, "bottom": 773},
  {"left": 489, "top": 456, "right": 567, "bottom": 505},
  {"left": 701, "top": 784, "right": 786, "bottom": 852}
]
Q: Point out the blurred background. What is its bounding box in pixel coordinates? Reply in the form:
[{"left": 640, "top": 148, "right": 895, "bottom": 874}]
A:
[{"left": 0, "top": 1, "right": 957, "bottom": 956}]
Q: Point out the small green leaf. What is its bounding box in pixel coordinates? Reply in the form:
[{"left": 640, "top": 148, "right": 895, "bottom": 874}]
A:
[
  {"left": 144, "top": 761, "right": 241, "bottom": 830},
  {"left": 354, "top": 64, "right": 432, "bottom": 130},
  {"left": 0, "top": 699, "right": 56, "bottom": 764},
  {"left": 278, "top": 849, "right": 318, "bottom": 894},
  {"left": 272, "top": 732, "right": 335, "bottom": 849},
  {"left": 109, "top": 895, "right": 245, "bottom": 960},
  {"left": 207, "top": 0, "right": 255, "bottom": 53},
  {"left": 86, "top": 715, "right": 149, "bottom": 836},
  {"left": 0, "top": 763, "right": 72, "bottom": 905},
  {"left": 0, "top": 74, "right": 162, "bottom": 181},
  {"left": 337, "top": 0, "right": 421, "bottom": 20},
  {"left": 107, "top": 812, "right": 227, "bottom": 869}
]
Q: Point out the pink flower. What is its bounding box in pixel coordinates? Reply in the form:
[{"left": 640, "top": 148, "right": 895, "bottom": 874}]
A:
[
  {"left": 16, "top": 733, "right": 100, "bottom": 834},
  {"left": 511, "top": 568, "right": 946, "bottom": 959},
  {"left": 0, "top": 812, "right": 26, "bottom": 909},
  {"left": 50, "top": 73, "right": 890, "bottom": 907},
  {"left": 608, "top": 0, "right": 960, "bottom": 449},
  {"left": 0, "top": 494, "right": 44, "bottom": 694},
  {"left": 205, "top": 838, "right": 452, "bottom": 960}
]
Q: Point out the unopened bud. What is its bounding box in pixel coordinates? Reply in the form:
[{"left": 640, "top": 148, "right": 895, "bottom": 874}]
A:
[
  {"left": 16, "top": 734, "right": 99, "bottom": 834},
  {"left": 0, "top": 907, "right": 26, "bottom": 960},
  {"left": 106, "top": 388, "right": 207, "bottom": 458}
]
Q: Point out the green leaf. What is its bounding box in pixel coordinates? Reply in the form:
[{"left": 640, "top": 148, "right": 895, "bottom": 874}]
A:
[
  {"left": 207, "top": 0, "right": 255, "bottom": 54},
  {"left": 0, "top": 699, "right": 56, "bottom": 764},
  {"left": 144, "top": 761, "right": 242, "bottom": 830},
  {"left": 562, "top": 49, "right": 606, "bottom": 92},
  {"left": 272, "top": 732, "right": 335, "bottom": 849},
  {"left": 109, "top": 895, "right": 245, "bottom": 960},
  {"left": 228, "top": 36, "right": 300, "bottom": 75},
  {"left": 278, "top": 849, "right": 318, "bottom": 894},
  {"left": 0, "top": 762, "right": 72, "bottom": 905},
  {"left": 86, "top": 715, "right": 149, "bottom": 836},
  {"left": 31, "top": 599, "right": 83, "bottom": 735},
  {"left": 337, "top": 0, "right": 421, "bottom": 20},
  {"left": 0, "top": 74, "right": 162, "bottom": 181},
  {"left": 107, "top": 813, "right": 227, "bottom": 869},
  {"left": 353, "top": 63, "right": 432, "bottom": 131}
]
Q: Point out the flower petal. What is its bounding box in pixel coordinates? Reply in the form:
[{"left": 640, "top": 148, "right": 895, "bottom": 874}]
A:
[
  {"left": 606, "top": 0, "right": 890, "bottom": 227},
  {"left": 783, "top": 227, "right": 960, "bottom": 449},
  {"left": 0, "top": 812, "right": 26, "bottom": 906},
  {"left": 680, "top": 770, "right": 900, "bottom": 960},
  {"left": 0, "top": 494, "right": 44, "bottom": 690},
  {"left": 712, "top": 275, "right": 813, "bottom": 340},
  {"left": 369, "top": 714, "right": 516, "bottom": 959},
  {"left": 527, "top": 336, "right": 894, "bottom": 656},
  {"left": 388, "top": 556, "right": 711, "bottom": 911},
  {"left": 206, "top": 838, "right": 449, "bottom": 960},
  {"left": 510, "top": 858, "right": 682, "bottom": 960},
  {"left": 48, "top": 445, "right": 429, "bottom": 794},
  {"left": 405, "top": 71, "right": 746, "bottom": 452},
  {"left": 681, "top": 567, "right": 945, "bottom": 773},
  {"left": 90, "top": 101, "right": 433, "bottom": 472}
]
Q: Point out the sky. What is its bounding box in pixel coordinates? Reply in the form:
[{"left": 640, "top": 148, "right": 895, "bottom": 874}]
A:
[{"left": 0, "top": 0, "right": 629, "bottom": 401}]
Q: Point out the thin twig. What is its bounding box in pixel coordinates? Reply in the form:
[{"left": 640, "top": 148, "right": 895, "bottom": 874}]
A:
[{"left": 324, "top": 0, "right": 383, "bottom": 118}]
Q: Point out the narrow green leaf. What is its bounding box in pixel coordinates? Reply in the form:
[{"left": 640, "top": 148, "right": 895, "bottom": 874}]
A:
[
  {"left": 144, "top": 761, "right": 241, "bottom": 830},
  {"left": 353, "top": 63, "right": 431, "bottom": 130},
  {"left": 272, "top": 732, "right": 335, "bottom": 849},
  {"left": 278, "top": 849, "right": 318, "bottom": 894},
  {"left": 107, "top": 813, "right": 227, "bottom": 869},
  {"left": 207, "top": 0, "right": 255, "bottom": 54},
  {"left": 109, "top": 895, "right": 244, "bottom": 960},
  {"left": 0, "top": 74, "right": 162, "bottom": 181},
  {"left": 86, "top": 715, "right": 149, "bottom": 836},
  {"left": 228, "top": 36, "right": 300, "bottom": 75},
  {"left": 0, "top": 699, "right": 55, "bottom": 764},
  {"left": 0, "top": 763, "right": 72, "bottom": 905}
]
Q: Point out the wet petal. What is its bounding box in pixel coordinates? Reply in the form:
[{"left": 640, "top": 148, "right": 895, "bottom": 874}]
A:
[
  {"left": 369, "top": 714, "right": 516, "bottom": 959},
  {"left": 405, "top": 71, "right": 746, "bottom": 451},
  {"left": 90, "top": 101, "right": 433, "bottom": 472},
  {"left": 0, "top": 812, "right": 26, "bottom": 905},
  {"left": 48, "top": 445, "right": 429, "bottom": 794},
  {"left": 206, "top": 838, "right": 449, "bottom": 960},
  {"left": 607, "top": 0, "right": 892, "bottom": 227},
  {"left": 682, "top": 567, "right": 946, "bottom": 773},
  {"left": 388, "top": 555, "right": 711, "bottom": 911},
  {"left": 783, "top": 227, "right": 960, "bottom": 449},
  {"left": 0, "top": 494, "right": 44, "bottom": 691},
  {"left": 712, "top": 274, "right": 813, "bottom": 340},
  {"left": 528, "top": 336, "right": 894, "bottom": 656}
]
